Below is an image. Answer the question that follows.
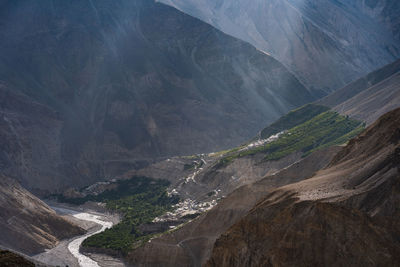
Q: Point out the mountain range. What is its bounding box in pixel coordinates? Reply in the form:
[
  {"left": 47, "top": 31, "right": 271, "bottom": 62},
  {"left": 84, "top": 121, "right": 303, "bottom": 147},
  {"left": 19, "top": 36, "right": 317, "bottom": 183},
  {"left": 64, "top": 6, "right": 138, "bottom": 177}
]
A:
[
  {"left": 160, "top": 0, "right": 400, "bottom": 92},
  {"left": 0, "top": 0, "right": 317, "bottom": 194},
  {"left": 0, "top": 0, "right": 399, "bottom": 266}
]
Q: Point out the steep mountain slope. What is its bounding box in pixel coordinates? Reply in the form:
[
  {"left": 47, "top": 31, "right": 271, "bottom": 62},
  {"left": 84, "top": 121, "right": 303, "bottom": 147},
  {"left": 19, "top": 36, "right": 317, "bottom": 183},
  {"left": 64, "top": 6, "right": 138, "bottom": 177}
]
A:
[
  {"left": 0, "top": 175, "right": 84, "bottom": 255},
  {"left": 318, "top": 59, "right": 400, "bottom": 107},
  {"left": 128, "top": 146, "right": 340, "bottom": 266},
  {"left": 206, "top": 107, "right": 400, "bottom": 266},
  {"left": 106, "top": 62, "right": 394, "bottom": 264},
  {"left": 318, "top": 59, "right": 400, "bottom": 124},
  {"left": 124, "top": 81, "right": 395, "bottom": 266},
  {"left": 332, "top": 72, "right": 400, "bottom": 124},
  {"left": 121, "top": 104, "right": 363, "bottom": 204},
  {"left": 0, "top": 85, "right": 66, "bottom": 193},
  {"left": 159, "top": 0, "right": 400, "bottom": 92},
  {"left": 0, "top": 249, "right": 49, "bottom": 267},
  {"left": 259, "top": 104, "right": 330, "bottom": 139},
  {"left": 0, "top": 0, "right": 315, "bottom": 193},
  {"left": 0, "top": 250, "right": 35, "bottom": 267},
  {"left": 347, "top": 0, "right": 400, "bottom": 41},
  {"left": 53, "top": 102, "right": 361, "bottom": 264}
]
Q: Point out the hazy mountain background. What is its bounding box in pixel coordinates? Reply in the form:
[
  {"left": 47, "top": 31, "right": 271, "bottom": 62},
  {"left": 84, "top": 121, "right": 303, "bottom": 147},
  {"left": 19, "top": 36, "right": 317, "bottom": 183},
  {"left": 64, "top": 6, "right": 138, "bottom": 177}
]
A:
[
  {"left": 159, "top": 0, "right": 400, "bottom": 92},
  {"left": 1, "top": 0, "right": 398, "bottom": 193}
]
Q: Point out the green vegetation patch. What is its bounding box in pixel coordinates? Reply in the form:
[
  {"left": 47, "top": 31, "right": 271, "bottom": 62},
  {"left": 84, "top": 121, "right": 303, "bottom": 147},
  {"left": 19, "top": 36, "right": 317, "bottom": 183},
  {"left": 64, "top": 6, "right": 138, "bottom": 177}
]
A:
[
  {"left": 260, "top": 104, "right": 330, "bottom": 139},
  {"left": 57, "top": 177, "right": 172, "bottom": 206},
  {"left": 61, "top": 177, "right": 179, "bottom": 255},
  {"left": 261, "top": 112, "right": 364, "bottom": 160},
  {"left": 217, "top": 110, "right": 364, "bottom": 166}
]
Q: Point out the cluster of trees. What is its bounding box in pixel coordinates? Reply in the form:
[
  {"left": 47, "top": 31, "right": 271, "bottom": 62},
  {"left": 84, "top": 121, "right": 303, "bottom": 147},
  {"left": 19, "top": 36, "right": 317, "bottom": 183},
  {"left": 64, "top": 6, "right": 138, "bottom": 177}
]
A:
[
  {"left": 217, "top": 109, "right": 364, "bottom": 166},
  {"left": 60, "top": 176, "right": 179, "bottom": 254}
]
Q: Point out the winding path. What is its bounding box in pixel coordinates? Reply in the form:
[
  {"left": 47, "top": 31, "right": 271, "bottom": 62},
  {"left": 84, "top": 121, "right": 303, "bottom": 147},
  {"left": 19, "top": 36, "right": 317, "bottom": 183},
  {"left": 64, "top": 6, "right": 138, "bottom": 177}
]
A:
[{"left": 67, "top": 212, "right": 113, "bottom": 267}]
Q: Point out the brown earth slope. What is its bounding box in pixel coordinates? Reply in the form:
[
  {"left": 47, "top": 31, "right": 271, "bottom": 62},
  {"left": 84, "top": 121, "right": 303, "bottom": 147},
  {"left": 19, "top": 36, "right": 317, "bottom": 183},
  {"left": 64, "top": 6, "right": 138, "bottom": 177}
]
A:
[
  {"left": 128, "top": 146, "right": 341, "bottom": 266},
  {"left": 0, "top": 175, "right": 84, "bottom": 255},
  {"left": 127, "top": 151, "right": 304, "bottom": 202},
  {"left": 206, "top": 107, "right": 400, "bottom": 267}
]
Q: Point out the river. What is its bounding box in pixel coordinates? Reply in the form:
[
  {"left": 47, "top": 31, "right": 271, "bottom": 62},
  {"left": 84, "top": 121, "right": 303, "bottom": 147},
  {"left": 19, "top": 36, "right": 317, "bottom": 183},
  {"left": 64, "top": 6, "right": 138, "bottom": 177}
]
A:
[
  {"left": 67, "top": 212, "right": 113, "bottom": 267},
  {"left": 33, "top": 205, "right": 123, "bottom": 267}
]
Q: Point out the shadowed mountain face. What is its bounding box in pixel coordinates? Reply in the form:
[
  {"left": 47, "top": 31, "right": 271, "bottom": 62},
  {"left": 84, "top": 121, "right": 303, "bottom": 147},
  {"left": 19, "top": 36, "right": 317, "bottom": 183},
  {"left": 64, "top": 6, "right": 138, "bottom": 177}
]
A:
[
  {"left": 160, "top": 0, "right": 400, "bottom": 92},
  {"left": 206, "top": 107, "right": 400, "bottom": 267},
  {"left": 0, "top": 0, "right": 316, "bottom": 192}
]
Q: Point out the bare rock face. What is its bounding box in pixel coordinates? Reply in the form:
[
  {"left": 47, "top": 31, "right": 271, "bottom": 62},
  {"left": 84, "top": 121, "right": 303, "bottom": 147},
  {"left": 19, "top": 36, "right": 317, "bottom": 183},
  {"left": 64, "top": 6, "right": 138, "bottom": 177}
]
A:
[
  {"left": 0, "top": 0, "right": 316, "bottom": 193},
  {"left": 0, "top": 175, "right": 84, "bottom": 255},
  {"left": 206, "top": 108, "right": 400, "bottom": 267},
  {"left": 160, "top": 0, "right": 400, "bottom": 92}
]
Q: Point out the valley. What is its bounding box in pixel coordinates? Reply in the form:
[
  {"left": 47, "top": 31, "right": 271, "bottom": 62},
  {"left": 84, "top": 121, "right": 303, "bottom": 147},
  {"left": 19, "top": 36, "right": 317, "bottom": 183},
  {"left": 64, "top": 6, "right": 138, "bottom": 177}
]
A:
[
  {"left": 33, "top": 204, "right": 123, "bottom": 267},
  {"left": 3, "top": 58, "right": 400, "bottom": 264},
  {"left": 68, "top": 211, "right": 113, "bottom": 267},
  {"left": 20, "top": 101, "right": 363, "bottom": 266},
  {"left": 45, "top": 102, "right": 369, "bottom": 266},
  {"left": 0, "top": 0, "right": 318, "bottom": 195},
  {"left": 0, "top": 0, "right": 399, "bottom": 266}
]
